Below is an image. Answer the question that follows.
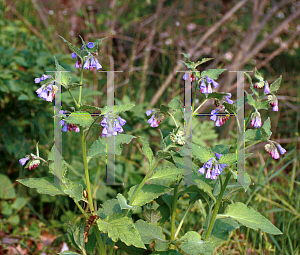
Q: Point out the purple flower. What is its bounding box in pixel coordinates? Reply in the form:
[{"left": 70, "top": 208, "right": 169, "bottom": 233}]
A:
[
  {"left": 264, "top": 81, "right": 270, "bottom": 94},
  {"left": 198, "top": 154, "right": 226, "bottom": 180},
  {"left": 183, "top": 73, "right": 198, "bottom": 82},
  {"left": 225, "top": 93, "right": 233, "bottom": 104},
  {"left": 82, "top": 45, "right": 85, "bottom": 50},
  {"left": 71, "top": 53, "right": 77, "bottom": 59},
  {"left": 41, "top": 75, "right": 50, "bottom": 81},
  {"left": 276, "top": 143, "right": 286, "bottom": 155},
  {"left": 101, "top": 115, "right": 126, "bottom": 137},
  {"left": 200, "top": 79, "right": 206, "bottom": 93},
  {"left": 210, "top": 106, "right": 230, "bottom": 127},
  {"left": 147, "top": 115, "right": 159, "bottom": 127},
  {"left": 35, "top": 78, "right": 41, "bottom": 84},
  {"left": 36, "top": 83, "right": 58, "bottom": 102},
  {"left": 268, "top": 95, "right": 278, "bottom": 112},
  {"left": 265, "top": 143, "right": 281, "bottom": 159},
  {"left": 87, "top": 42, "right": 94, "bottom": 49},
  {"left": 75, "top": 60, "right": 82, "bottom": 69},
  {"left": 90, "top": 57, "right": 102, "bottom": 71},
  {"left": 146, "top": 109, "right": 154, "bottom": 116},
  {"left": 250, "top": 111, "right": 261, "bottom": 128},
  {"left": 206, "top": 76, "right": 219, "bottom": 88},
  {"left": 19, "top": 156, "right": 30, "bottom": 166},
  {"left": 83, "top": 58, "right": 90, "bottom": 70}
]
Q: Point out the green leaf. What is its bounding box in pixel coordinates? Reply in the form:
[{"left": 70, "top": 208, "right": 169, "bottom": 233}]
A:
[
  {"left": 17, "top": 177, "right": 66, "bottom": 196},
  {"left": 0, "top": 174, "right": 16, "bottom": 199},
  {"left": 88, "top": 134, "right": 135, "bottom": 162},
  {"left": 201, "top": 69, "right": 226, "bottom": 80},
  {"left": 139, "top": 136, "right": 154, "bottom": 166},
  {"left": 59, "top": 35, "right": 85, "bottom": 60},
  {"left": 167, "top": 98, "right": 182, "bottom": 112},
  {"left": 262, "top": 117, "right": 272, "bottom": 139},
  {"left": 209, "top": 218, "right": 239, "bottom": 247},
  {"left": 152, "top": 250, "right": 183, "bottom": 255},
  {"left": 48, "top": 145, "right": 67, "bottom": 179},
  {"left": 245, "top": 73, "right": 259, "bottom": 97},
  {"left": 158, "top": 129, "right": 166, "bottom": 150},
  {"left": 218, "top": 153, "right": 236, "bottom": 166},
  {"left": 142, "top": 209, "right": 162, "bottom": 224},
  {"left": 246, "top": 92, "right": 256, "bottom": 108},
  {"left": 148, "top": 167, "right": 185, "bottom": 181},
  {"left": 79, "top": 104, "right": 102, "bottom": 112},
  {"left": 53, "top": 56, "right": 71, "bottom": 89},
  {"left": 100, "top": 104, "right": 135, "bottom": 115},
  {"left": 206, "top": 92, "right": 228, "bottom": 100},
  {"left": 218, "top": 202, "right": 283, "bottom": 235},
  {"left": 223, "top": 102, "right": 236, "bottom": 115},
  {"left": 189, "top": 142, "right": 215, "bottom": 164},
  {"left": 59, "top": 251, "right": 81, "bottom": 255},
  {"left": 97, "top": 213, "right": 146, "bottom": 249},
  {"left": 135, "top": 220, "right": 169, "bottom": 251},
  {"left": 65, "top": 111, "right": 94, "bottom": 129},
  {"left": 117, "top": 193, "right": 137, "bottom": 210},
  {"left": 256, "top": 100, "right": 270, "bottom": 110},
  {"left": 254, "top": 68, "right": 264, "bottom": 81},
  {"left": 178, "top": 231, "right": 215, "bottom": 255},
  {"left": 245, "top": 128, "right": 269, "bottom": 142},
  {"left": 85, "top": 227, "right": 97, "bottom": 255},
  {"left": 67, "top": 222, "right": 85, "bottom": 251},
  {"left": 128, "top": 184, "right": 173, "bottom": 207},
  {"left": 212, "top": 144, "right": 231, "bottom": 155},
  {"left": 97, "top": 199, "right": 124, "bottom": 220},
  {"left": 270, "top": 76, "right": 282, "bottom": 94}
]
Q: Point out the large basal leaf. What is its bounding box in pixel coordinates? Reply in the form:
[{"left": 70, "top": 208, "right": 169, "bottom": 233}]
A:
[
  {"left": 87, "top": 134, "right": 135, "bottom": 162},
  {"left": 97, "top": 213, "right": 146, "bottom": 249},
  {"left": 0, "top": 174, "right": 16, "bottom": 199},
  {"left": 270, "top": 75, "right": 282, "bottom": 94},
  {"left": 139, "top": 136, "right": 154, "bottom": 166},
  {"left": 148, "top": 167, "right": 185, "bottom": 181},
  {"left": 178, "top": 231, "right": 215, "bottom": 255},
  {"left": 128, "top": 184, "right": 173, "bottom": 207},
  {"left": 218, "top": 202, "right": 283, "bottom": 235},
  {"left": 135, "top": 220, "right": 169, "bottom": 251},
  {"left": 65, "top": 111, "right": 94, "bottom": 129},
  {"left": 100, "top": 104, "right": 135, "bottom": 115},
  {"left": 201, "top": 69, "right": 226, "bottom": 80}
]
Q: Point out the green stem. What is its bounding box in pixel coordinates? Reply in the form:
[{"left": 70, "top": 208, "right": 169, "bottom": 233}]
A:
[
  {"left": 193, "top": 99, "right": 208, "bottom": 115},
  {"left": 84, "top": 115, "right": 102, "bottom": 141},
  {"left": 168, "top": 112, "right": 178, "bottom": 128},
  {"left": 174, "top": 202, "right": 193, "bottom": 239},
  {"left": 204, "top": 172, "right": 231, "bottom": 240},
  {"left": 80, "top": 129, "right": 95, "bottom": 213},
  {"left": 74, "top": 201, "right": 88, "bottom": 219},
  {"left": 170, "top": 183, "right": 179, "bottom": 248},
  {"left": 78, "top": 65, "right": 84, "bottom": 105},
  {"left": 108, "top": 241, "right": 115, "bottom": 255},
  {"left": 67, "top": 89, "right": 80, "bottom": 109},
  {"left": 93, "top": 225, "right": 106, "bottom": 255}
]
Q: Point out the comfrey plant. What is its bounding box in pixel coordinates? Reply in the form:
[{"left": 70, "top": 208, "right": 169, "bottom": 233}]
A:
[{"left": 18, "top": 38, "right": 285, "bottom": 255}]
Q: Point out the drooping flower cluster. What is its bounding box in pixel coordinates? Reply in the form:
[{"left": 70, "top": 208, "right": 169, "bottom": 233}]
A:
[
  {"left": 59, "top": 111, "right": 80, "bottom": 132},
  {"left": 35, "top": 75, "right": 58, "bottom": 102},
  {"left": 101, "top": 115, "right": 126, "bottom": 137},
  {"left": 198, "top": 153, "right": 227, "bottom": 180},
  {"left": 210, "top": 105, "right": 230, "bottom": 127},
  {"left": 146, "top": 109, "right": 165, "bottom": 128},
  {"left": 250, "top": 110, "right": 262, "bottom": 128},
  {"left": 268, "top": 95, "right": 278, "bottom": 112},
  {"left": 19, "top": 154, "right": 40, "bottom": 170},
  {"left": 170, "top": 129, "right": 186, "bottom": 145},
  {"left": 199, "top": 76, "right": 219, "bottom": 94},
  {"left": 265, "top": 142, "right": 286, "bottom": 159},
  {"left": 71, "top": 42, "right": 102, "bottom": 71},
  {"left": 183, "top": 73, "right": 198, "bottom": 82}
]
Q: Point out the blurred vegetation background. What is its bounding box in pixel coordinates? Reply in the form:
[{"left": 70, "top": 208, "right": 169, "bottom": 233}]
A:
[{"left": 0, "top": 0, "right": 299, "bottom": 254}]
